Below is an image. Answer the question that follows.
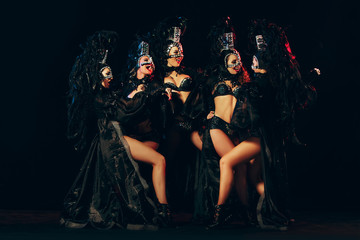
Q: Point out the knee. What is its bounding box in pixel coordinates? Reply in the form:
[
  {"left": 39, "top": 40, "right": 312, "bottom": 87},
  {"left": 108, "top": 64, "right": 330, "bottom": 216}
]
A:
[
  {"left": 219, "top": 157, "right": 231, "bottom": 171},
  {"left": 154, "top": 155, "right": 166, "bottom": 168}
]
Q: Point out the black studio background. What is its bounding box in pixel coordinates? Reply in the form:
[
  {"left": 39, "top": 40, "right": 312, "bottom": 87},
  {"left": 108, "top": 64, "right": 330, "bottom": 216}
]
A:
[{"left": 1, "top": 0, "right": 359, "bottom": 211}]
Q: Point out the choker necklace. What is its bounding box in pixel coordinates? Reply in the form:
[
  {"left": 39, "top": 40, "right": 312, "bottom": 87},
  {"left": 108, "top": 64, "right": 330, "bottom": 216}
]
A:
[{"left": 166, "top": 66, "right": 180, "bottom": 76}]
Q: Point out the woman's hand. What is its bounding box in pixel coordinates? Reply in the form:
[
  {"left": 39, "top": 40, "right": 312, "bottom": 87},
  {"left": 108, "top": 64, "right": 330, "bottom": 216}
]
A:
[
  {"left": 137, "top": 84, "right": 146, "bottom": 92},
  {"left": 207, "top": 111, "right": 215, "bottom": 120},
  {"left": 165, "top": 88, "right": 179, "bottom": 100},
  {"left": 128, "top": 84, "right": 146, "bottom": 99}
]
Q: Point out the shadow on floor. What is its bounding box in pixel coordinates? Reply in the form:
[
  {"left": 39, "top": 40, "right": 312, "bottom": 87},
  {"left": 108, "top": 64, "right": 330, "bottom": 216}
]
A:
[{"left": 0, "top": 209, "right": 359, "bottom": 240}]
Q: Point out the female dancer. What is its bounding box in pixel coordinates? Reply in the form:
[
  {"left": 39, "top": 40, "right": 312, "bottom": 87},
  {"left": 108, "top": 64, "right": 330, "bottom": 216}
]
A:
[
  {"left": 61, "top": 30, "right": 170, "bottom": 230},
  {"left": 193, "top": 17, "right": 256, "bottom": 224},
  {"left": 208, "top": 19, "right": 317, "bottom": 230},
  {"left": 119, "top": 35, "right": 173, "bottom": 226},
  {"left": 151, "top": 17, "right": 206, "bottom": 213}
]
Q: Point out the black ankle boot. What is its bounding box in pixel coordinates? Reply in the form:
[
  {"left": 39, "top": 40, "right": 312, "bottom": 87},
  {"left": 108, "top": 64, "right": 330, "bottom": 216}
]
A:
[
  {"left": 206, "top": 204, "right": 232, "bottom": 229},
  {"left": 157, "top": 203, "right": 173, "bottom": 227}
]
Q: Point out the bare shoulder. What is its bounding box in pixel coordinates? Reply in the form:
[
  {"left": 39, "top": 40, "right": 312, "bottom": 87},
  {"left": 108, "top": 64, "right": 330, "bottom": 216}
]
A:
[{"left": 179, "top": 73, "right": 191, "bottom": 79}]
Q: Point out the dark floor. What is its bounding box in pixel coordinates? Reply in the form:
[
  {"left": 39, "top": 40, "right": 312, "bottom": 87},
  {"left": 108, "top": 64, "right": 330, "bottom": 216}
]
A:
[{"left": 0, "top": 209, "right": 359, "bottom": 240}]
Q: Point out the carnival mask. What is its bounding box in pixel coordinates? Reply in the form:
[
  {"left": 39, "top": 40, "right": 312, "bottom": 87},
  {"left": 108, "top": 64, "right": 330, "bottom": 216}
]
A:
[
  {"left": 251, "top": 35, "right": 267, "bottom": 73},
  {"left": 137, "top": 41, "right": 155, "bottom": 70},
  {"left": 100, "top": 66, "right": 113, "bottom": 88},
  {"left": 219, "top": 32, "right": 242, "bottom": 69}
]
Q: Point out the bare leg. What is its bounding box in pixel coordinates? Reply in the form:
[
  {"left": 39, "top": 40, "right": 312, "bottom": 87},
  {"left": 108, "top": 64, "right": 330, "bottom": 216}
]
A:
[
  {"left": 124, "top": 136, "right": 167, "bottom": 204},
  {"left": 210, "top": 129, "right": 235, "bottom": 157},
  {"left": 234, "top": 164, "right": 248, "bottom": 206},
  {"left": 209, "top": 129, "right": 235, "bottom": 206},
  {"left": 248, "top": 155, "right": 264, "bottom": 195},
  {"left": 217, "top": 137, "right": 261, "bottom": 205},
  {"left": 143, "top": 141, "right": 159, "bottom": 151}
]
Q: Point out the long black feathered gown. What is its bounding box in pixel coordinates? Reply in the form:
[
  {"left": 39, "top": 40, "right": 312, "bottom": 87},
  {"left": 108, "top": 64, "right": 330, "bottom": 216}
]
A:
[
  {"left": 193, "top": 74, "right": 316, "bottom": 229},
  {"left": 61, "top": 88, "right": 159, "bottom": 229}
]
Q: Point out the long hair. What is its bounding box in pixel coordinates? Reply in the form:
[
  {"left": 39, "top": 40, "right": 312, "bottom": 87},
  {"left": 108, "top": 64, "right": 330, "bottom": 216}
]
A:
[
  {"left": 248, "top": 19, "right": 307, "bottom": 136},
  {"left": 67, "top": 30, "right": 119, "bottom": 151}
]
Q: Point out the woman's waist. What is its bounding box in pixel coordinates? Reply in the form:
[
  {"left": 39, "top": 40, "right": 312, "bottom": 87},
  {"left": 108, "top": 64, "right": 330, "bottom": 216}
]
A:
[
  {"left": 213, "top": 101, "right": 237, "bottom": 122},
  {"left": 212, "top": 112, "right": 232, "bottom": 124},
  {"left": 208, "top": 115, "right": 234, "bottom": 137},
  {"left": 213, "top": 95, "right": 237, "bottom": 106}
]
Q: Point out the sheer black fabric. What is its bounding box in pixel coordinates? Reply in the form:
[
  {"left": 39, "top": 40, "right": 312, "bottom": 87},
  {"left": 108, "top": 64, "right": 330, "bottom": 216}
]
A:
[
  {"left": 121, "top": 76, "right": 164, "bottom": 144},
  {"left": 158, "top": 68, "right": 207, "bottom": 213},
  {"left": 230, "top": 82, "right": 261, "bottom": 142},
  {"left": 252, "top": 73, "right": 316, "bottom": 230},
  {"left": 61, "top": 89, "right": 159, "bottom": 229}
]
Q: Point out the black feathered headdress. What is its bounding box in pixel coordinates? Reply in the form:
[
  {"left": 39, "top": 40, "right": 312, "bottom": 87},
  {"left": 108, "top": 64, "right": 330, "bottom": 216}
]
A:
[
  {"left": 151, "top": 16, "right": 187, "bottom": 72},
  {"left": 67, "top": 30, "right": 119, "bottom": 151},
  {"left": 206, "top": 16, "right": 249, "bottom": 84},
  {"left": 208, "top": 16, "right": 242, "bottom": 69},
  {"left": 126, "top": 33, "right": 155, "bottom": 78}
]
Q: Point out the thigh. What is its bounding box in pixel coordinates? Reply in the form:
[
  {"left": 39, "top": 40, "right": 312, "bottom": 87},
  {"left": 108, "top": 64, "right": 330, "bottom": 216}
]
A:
[
  {"left": 143, "top": 141, "right": 159, "bottom": 150},
  {"left": 210, "top": 129, "right": 235, "bottom": 157},
  {"left": 124, "top": 136, "right": 163, "bottom": 165},
  {"left": 222, "top": 137, "right": 261, "bottom": 168}
]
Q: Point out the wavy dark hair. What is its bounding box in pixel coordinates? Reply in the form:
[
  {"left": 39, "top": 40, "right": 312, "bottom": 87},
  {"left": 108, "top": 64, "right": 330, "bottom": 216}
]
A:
[
  {"left": 67, "top": 30, "right": 119, "bottom": 151},
  {"left": 248, "top": 19, "right": 300, "bottom": 86},
  {"left": 248, "top": 19, "right": 309, "bottom": 137}
]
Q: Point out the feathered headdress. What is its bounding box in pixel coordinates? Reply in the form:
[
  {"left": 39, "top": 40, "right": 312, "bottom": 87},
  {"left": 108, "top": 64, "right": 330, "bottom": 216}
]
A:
[
  {"left": 127, "top": 33, "right": 155, "bottom": 78},
  {"left": 208, "top": 16, "right": 242, "bottom": 68},
  {"left": 67, "top": 30, "right": 119, "bottom": 151},
  {"left": 151, "top": 16, "right": 187, "bottom": 66}
]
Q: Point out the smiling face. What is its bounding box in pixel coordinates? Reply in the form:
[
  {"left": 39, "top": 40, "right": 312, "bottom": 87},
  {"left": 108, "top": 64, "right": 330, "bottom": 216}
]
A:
[
  {"left": 100, "top": 66, "right": 113, "bottom": 88},
  {"left": 167, "top": 46, "right": 183, "bottom": 67},
  {"left": 226, "top": 54, "right": 241, "bottom": 75}
]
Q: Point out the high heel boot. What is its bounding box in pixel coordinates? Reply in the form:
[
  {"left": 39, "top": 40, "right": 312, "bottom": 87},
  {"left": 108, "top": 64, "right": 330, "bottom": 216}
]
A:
[
  {"left": 206, "top": 204, "right": 232, "bottom": 229},
  {"left": 157, "top": 203, "right": 173, "bottom": 227}
]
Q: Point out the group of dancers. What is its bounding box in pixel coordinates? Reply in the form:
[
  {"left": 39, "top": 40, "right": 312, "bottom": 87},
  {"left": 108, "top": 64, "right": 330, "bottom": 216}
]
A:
[{"left": 60, "top": 16, "right": 318, "bottom": 231}]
